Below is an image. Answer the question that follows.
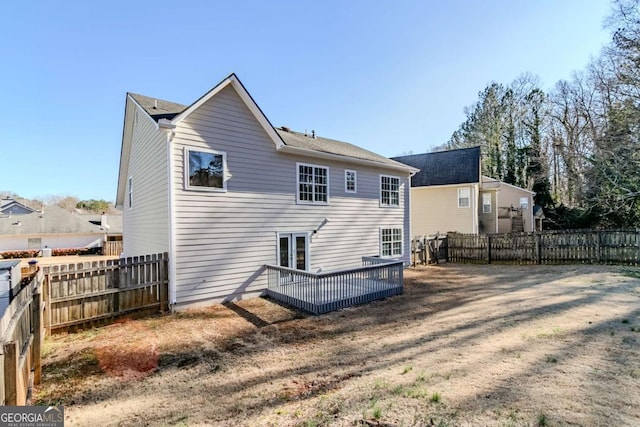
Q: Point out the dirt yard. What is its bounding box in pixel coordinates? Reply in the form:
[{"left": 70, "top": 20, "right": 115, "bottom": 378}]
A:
[{"left": 35, "top": 264, "right": 640, "bottom": 426}]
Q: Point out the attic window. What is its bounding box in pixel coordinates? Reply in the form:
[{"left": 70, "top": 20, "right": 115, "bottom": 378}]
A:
[{"left": 185, "top": 147, "right": 227, "bottom": 192}]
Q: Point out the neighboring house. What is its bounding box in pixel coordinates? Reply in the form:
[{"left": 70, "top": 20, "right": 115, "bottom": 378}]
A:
[
  {"left": 392, "top": 147, "right": 535, "bottom": 236},
  {"left": 0, "top": 198, "right": 37, "bottom": 215},
  {"left": 0, "top": 205, "right": 122, "bottom": 252},
  {"left": 115, "top": 73, "right": 416, "bottom": 310}
]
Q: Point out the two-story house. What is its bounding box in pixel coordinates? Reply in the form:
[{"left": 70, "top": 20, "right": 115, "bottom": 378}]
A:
[{"left": 116, "top": 74, "right": 416, "bottom": 310}]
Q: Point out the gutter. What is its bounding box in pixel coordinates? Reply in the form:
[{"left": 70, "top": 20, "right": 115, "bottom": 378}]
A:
[
  {"left": 159, "top": 119, "right": 178, "bottom": 308},
  {"left": 278, "top": 145, "right": 418, "bottom": 175}
]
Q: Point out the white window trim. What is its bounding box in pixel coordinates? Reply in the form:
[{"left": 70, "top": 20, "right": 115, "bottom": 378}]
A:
[
  {"left": 380, "top": 174, "right": 401, "bottom": 207},
  {"left": 520, "top": 197, "right": 529, "bottom": 209},
  {"left": 482, "top": 193, "right": 492, "bottom": 214},
  {"left": 379, "top": 227, "right": 403, "bottom": 257},
  {"left": 458, "top": 187, "right": 470, "bottom": 208},
  {"left": 128, "top": 177, "right": 133, "bottom": 209},
  {"left": 296, "top": 162, "right": 330, "bottom": 205},
  {"left": 345, "top": 169, "right": 357, "bottom": 193},
  {"left": 184, "top": 146, "right": 228, "bottom": 192}
]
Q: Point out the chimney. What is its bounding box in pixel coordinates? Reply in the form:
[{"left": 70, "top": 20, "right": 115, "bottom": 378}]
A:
[
  {"left": 153, "top": 100, "right": 158, "bottom": 109},
  {"left": 101, "top": 212, "right": 108, "bottom": 228}
]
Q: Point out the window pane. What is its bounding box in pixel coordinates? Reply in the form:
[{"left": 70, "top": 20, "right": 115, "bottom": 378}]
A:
[
  {"left": 482, "top": 193, "right": 491, "bottom": 213},
  {"left": 381, "top": 176, "right": 400, "bottom": 206},
  {"left": 298, "top": 164, "right": 328, "bottom": 203},
  {"left": 189, "top": 150, "right": 223, "bottom": 188},
  {"left": 381, "top": 228, "right": 402, "bottom": 257},
  {"left": 459, "top": 188, "right": 470, "bottom": 207}
]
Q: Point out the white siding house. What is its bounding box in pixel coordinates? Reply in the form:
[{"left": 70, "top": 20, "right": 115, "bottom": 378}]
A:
[{"left": 116, "top": 74, "right": 417, "bottom": 310}]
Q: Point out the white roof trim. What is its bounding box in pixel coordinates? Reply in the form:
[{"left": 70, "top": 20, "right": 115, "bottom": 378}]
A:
[
  {"left": 482, "top": 175, "right": 536, "bottom": 194},
  {"left": 170, "top": 74, "right": 285, "bottom": 150}
]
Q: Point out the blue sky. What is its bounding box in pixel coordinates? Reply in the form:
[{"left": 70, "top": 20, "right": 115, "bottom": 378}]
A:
[{"left": 0, "top": 0, "right": 612, "bottom": 202}]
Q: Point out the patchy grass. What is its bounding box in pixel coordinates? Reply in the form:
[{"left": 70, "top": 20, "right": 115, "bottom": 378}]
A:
[{"left": 34, "top": 264, "right": 640, "bottom": 426}]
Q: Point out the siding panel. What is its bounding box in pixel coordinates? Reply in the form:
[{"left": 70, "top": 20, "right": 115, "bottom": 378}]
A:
[
  {"left": 171, "top": 85, "right": 409, "bottom": 307},
  {"left": 122, "top": 101, "right": 170, "bottom": 256}
]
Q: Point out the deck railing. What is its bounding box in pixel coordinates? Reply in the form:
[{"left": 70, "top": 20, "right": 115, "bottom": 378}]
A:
[{"left": 265, "top": 257, "right": 404, "bottom": 314}]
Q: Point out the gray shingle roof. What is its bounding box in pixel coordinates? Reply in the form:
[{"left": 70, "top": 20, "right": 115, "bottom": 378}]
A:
[
  {"left": 129, "top": 93, "right": 186, "bottom": 121},
  {"left": 0, "top": 205, "right": 113, "bottom": 236},
  {"left": 129, "top": 92, "right": 411, "bottom": 170},
  {"left": 276, "top": 128, "right": 411, "bottom": 169},
  {"left": 392, "top": 146, "right": 481, "bottom": 187}
]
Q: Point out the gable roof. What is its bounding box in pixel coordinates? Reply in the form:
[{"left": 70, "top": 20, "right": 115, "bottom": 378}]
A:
[
  {"left": 0, "top": 199, "right": 37, "bottom": 215},
  {"left": 392, "top": 146, "right": 481, "bottom": 187},
  {"left": 117, "top": 74, "right": 416, "bottom": 205},
  {"left": 0, "top": 205, "right": 114, "bottom": 236}
]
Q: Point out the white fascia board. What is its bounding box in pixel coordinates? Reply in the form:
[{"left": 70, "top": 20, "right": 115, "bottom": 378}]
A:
[
  {"left": 279, "top": 145, "right": 417, "bottom": 175},
  {"left": 170, "top": 74, "right": 286, "bottom": 150},
  {"left": 482, "top": 175, "right": 536, "bottom": 195},
  {"left": 412, "top": 182, "right": 478, "bottom": 191}
]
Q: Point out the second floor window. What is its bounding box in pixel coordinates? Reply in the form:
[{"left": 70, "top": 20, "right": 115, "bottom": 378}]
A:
[
  {"left": 298, "top": 163, "right": 328, "bottom": 204},
  {"left": 345, "top": 170, "right": 357, "bottom": 193},
  {"left": 458, "top": 188, "right": 470, "bottom": 208},
  {"left": 380, "top": 175, "right": 400, "bottom": 206}
]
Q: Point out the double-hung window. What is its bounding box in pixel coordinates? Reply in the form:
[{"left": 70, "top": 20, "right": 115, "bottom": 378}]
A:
[
  {"left": 458, "top": 188, "right": 470, "bottom": 208},
  {"left": 482, "top": 193, "right": 491, "bottom": 213},
  {"left": 380, "top": 175, "right": 400, "bottom": 206},
  {"left": 185, "top": 147, "right": 227, "bottom": 191},
  {"left": 297, "top": 163, "right": 329, "bottom": 204},
  {"left": 381, "top": 227, "right": 403, "bottom": 257}
]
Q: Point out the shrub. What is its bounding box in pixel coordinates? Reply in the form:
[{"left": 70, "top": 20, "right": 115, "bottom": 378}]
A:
[
  {"left": 52, "top": 248, "right": 82, "bottom": 256},
  {"left": 0, "top": 250, "right": 39, "bottom": 259}
]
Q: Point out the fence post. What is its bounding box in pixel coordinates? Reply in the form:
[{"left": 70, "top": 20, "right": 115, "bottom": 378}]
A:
[
  {"left": 487, "top": 235, "right": 492, "bottom": 264},
  {"left": 160, "top": 253, "right": 169, "bottom": 312},
  {"left": 43, "top": 269, "right": 52, "bottom": 337},
  {"left": 596, "top": 230, "right": 602, "bottom": 264},
  {"left": 4, "top": 341, "right": 20, "bottom": 405},
  {"left": 536, "top": 233, "right": 542, "bottom": 265},
  {"left": 636, "top": 228, "right": 640, "bottom": 265},
  {"left": 32, "top": 293, "right": 42, "bottom": 385}
]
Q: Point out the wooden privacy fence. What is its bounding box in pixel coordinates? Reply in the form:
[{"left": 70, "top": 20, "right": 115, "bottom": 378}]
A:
[
  {"left": 103, "top": 240, "right": 123, "bottom": 256},
  {"left": 411, "top": 235, "right": 448, "bottom": 265},
  {"left": 0, "top": 270, "right": 44, "bottom": 405},
  {"left": 447, "top": 229, "right": 640, "bottom": 265},
  {"left": 42, "top": 253, "right": 169, "bottom": 333}
]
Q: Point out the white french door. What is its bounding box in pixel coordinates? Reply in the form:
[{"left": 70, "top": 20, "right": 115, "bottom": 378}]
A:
[{"left": 278, "top": 233, "right": 309, "bottom": 271}]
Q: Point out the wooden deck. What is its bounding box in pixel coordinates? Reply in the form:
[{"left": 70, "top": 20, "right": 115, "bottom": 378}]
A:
[{"left": 265, "top": 259, "right": 404, "bottom": 314}]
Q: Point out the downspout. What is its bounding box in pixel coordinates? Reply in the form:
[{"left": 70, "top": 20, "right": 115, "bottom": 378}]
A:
[
  {"left": 159, "top": 119, "right": 177, "bottom": 308},
  {"left": 473, "top": 184, "right": 479, "bottom": 234},
  {"left": 530, "top": 195, "right": 535, "bottom": 232},
  {"left": 495, "top": 190, "right": 499, "bottom": 233},
  {"left": 406, "top": 174, "right": 412, "bottom": 267}
]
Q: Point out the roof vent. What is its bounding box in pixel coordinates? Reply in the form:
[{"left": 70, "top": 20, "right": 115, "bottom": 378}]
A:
[
  {"left": 312, "top": 130, "right": 316, "bottom": 139},
  {"left": 153, "top": 100, "right": 158, "bottom": 109},
  {"left": 280, "top": 126, "right": 290, "bottom": 132}
]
